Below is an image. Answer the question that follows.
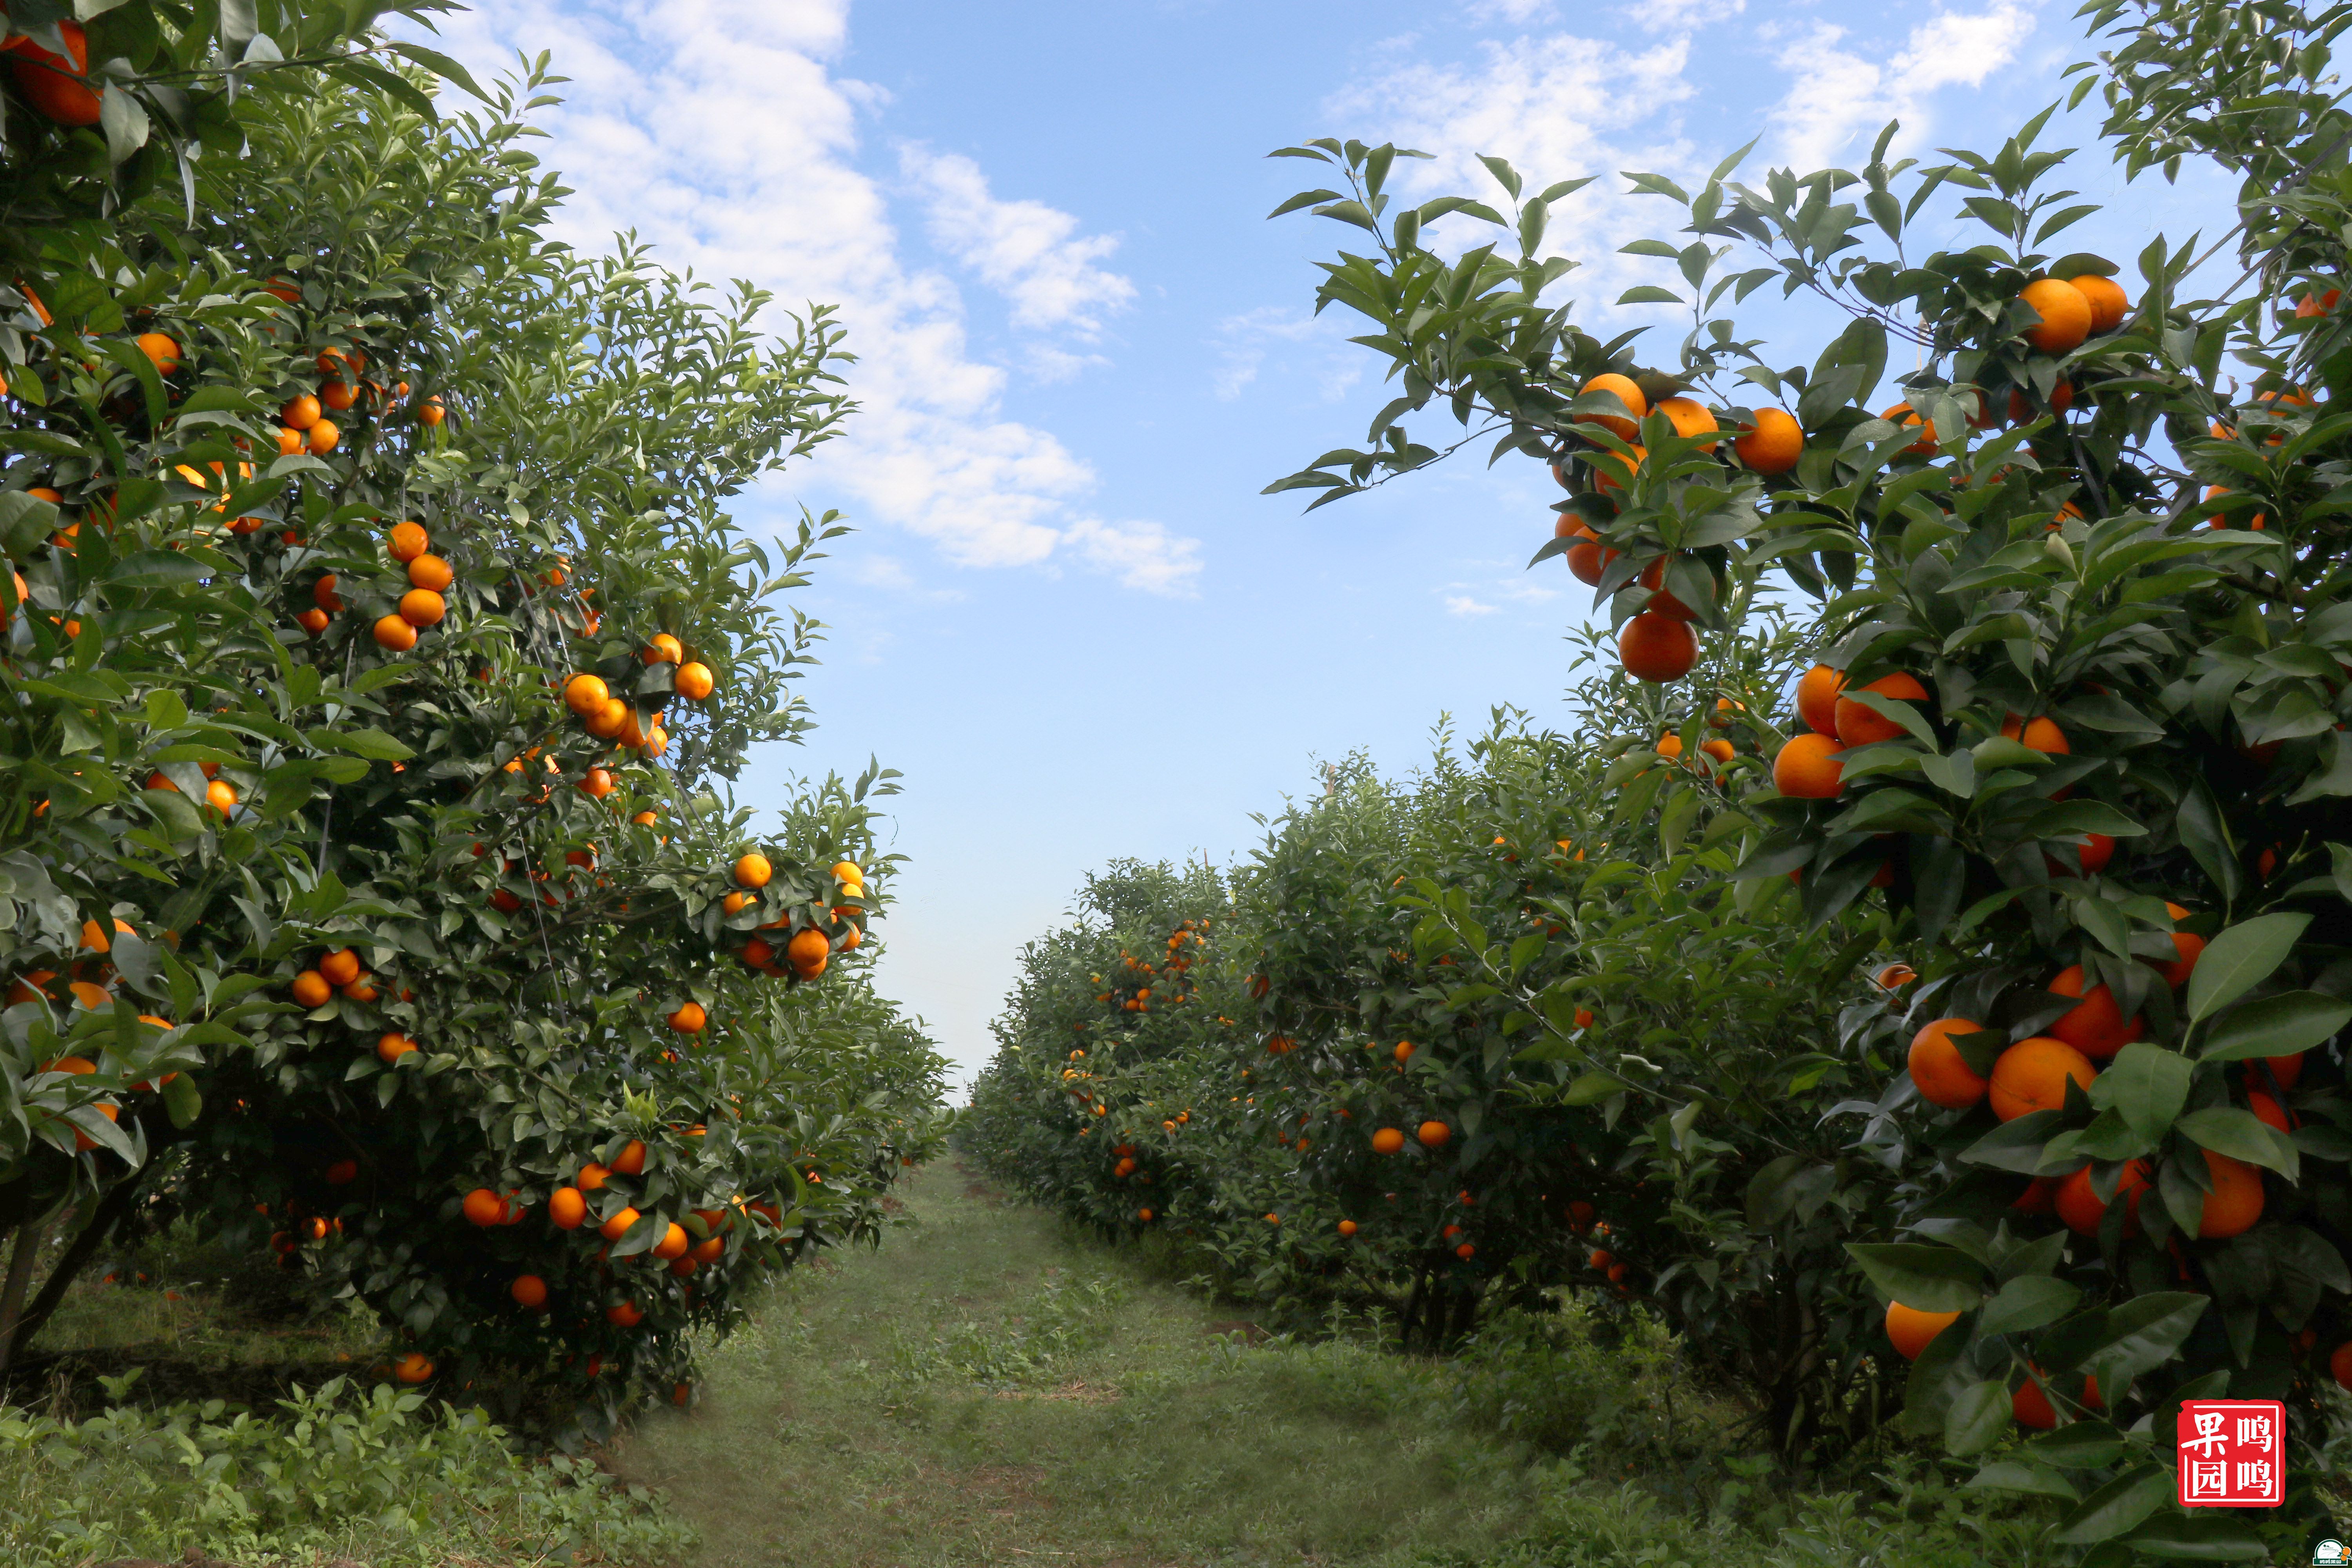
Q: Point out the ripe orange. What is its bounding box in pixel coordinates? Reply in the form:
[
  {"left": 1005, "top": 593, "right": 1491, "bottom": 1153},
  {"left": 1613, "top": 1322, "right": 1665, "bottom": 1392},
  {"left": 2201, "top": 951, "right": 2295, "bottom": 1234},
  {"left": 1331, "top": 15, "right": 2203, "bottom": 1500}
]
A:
[
  {"left": 319, "top": 377, "right": 357, "bottom": 411},
  {"left": 2330, "top": 1342, "right": 2352, "bottom": 1392},
  {"left": 1371, "top": 1127, "right": 1405, "bottom": 1154},
  {"left": 606, "top": 1301, "right": 644, "bottom": 1327},
  {"left": 2013, "top": 1369, "right": 2100, "bottom": 1429},
  {"left": 1833, "top": 671, "right": 1928, "bottom": 748},
  {"left": 372, "top": 615, "right": 417, "bottom": 651},
  {"left": 734, "top": 853, "right": 773, "bottom": 888},
  {"left": 1618, "top": 612, "right": 1697, "bottom": 683},
  {"left": 307, "top": 418, "right": 340, "bottom": 456},
  {"left": 1561, "top": 521, "right": 1613, "bottom": 586},
  {"left": 2056, "top": 1160, "right": 2148, "bottom": 1237},
  {"left": 2263, "top": 1053, "right": 2304, "bottom": 1089},
  {"left": 668, "top": 1002, "right": 707, "bottom": 1034},
  {"left": 2020, "top": 278, "right": 2094, "bottom": 353},
  {"left": 296, "top": 608, "right": 329, "bottom": 635},
  {"left": 1988, "top": 1036, "right": 2096, "bottom": 1120},
  {"left": 393, "top": 1353, "right": 434, "bottom": 1385},
  {"left": 675, "top": 661, "right": 715, "bottom": 701},
  {"left": 2250, "top": 1089, "right": 2291, "bottom": 1134},
  {"left": 599, "top": 1205, "right": 642, "bottom": 1241},
  {"left": 788, "top": 928, "right": 830, "bottom": 976},
  {"left": 1733, "top": 407, "right": 1803, "bottom": 473},
  {"left": 2008, "top": 380, "right": 2076, "bottom": 425},
  {"left": 418, "top": 396, "right": 446, "bottom": 426},
  {"left": 1655, "top": 732, "right": 1684, "bottom": 762},
  {"left": 1338, "top": 1219, "right": 1358, "bottom": 1237},
  {"left": 397, "top": 589, "right": 445, "bottom": 628},
  {"left": 578, "top": 1161, "right": 610, "bottom": 1191},
  {"left": 1908, "top": 1018, "right": 1990, "bottom": 1109},
  {"left": 1654, "top": 395, "right": 1718, "bottom": 449},
  {"left": 2000, "top": 713, "right": 2069, "bottom": 754},
  {"left": 1773, "top": 732, "right": 1844, "bottom": 799},
  {"left": 1589, "top": 443, "right": 1647, "bottom": 494},
  {"left": 292, "top": 970, "right": 331, "bottom": 1007},
  {"left": 134, "top": 332, "right": 181, "bottom": 373},
  {"left": 1880, "top": 403, "right": 1938, "bottom": 455},
  {"left": 644, "top": 634, "right": 684, "bottom": 664},
  {"left": 612, "top": 1139, "right": 647, "bottom": 1176},
  {"left": 564, "top": 673, "right": 610, "bottom": 715},
  {"left": 653, "top": 1223, "right": 690, "bottom": 1260},
  {"left": 549, "top": 1187, "right": 586, "bottom": 1229},
  {"left": 205, "top": 779, "right": 238, "bottom": 815},
  {"left": 407, "top": 554, "right": 454, "bottom": 592},
  {"left": 462, "top": 1188, "right": 506, "bottom": 1226},
  {"left": 1577, "top": 372, "right": 1647, "bottom": 440},
  {"left": 2195, "top": 1150, "right": 2264, "bottom": 1239},
  {"left": 1794, "top": 664, "right": 1844, "bottom": 736},
  {"left": 320, "top": 949, "right": 361, "bottom": 987},
  {"left": 511, "top": 1275, "right": 548, "bottom": 1309},
  {"left": 2047, "top": 966, "right": 2142, "bottom": 1060},
  {"left": 1886, "top": 1301, "right": 1961, "bottom": 1360},
  {"left": 10, "top": 23, "right": 103, "bottom": 125},
  {"left": 1635, "top": 557, "right": 1697, "bottom": 621},
  {"left": 1700, "top": 737, "right": 1735, "bottom": 765},
  {"left": 1417, "top": 1120, "right": 1452, "bottom": 1149},
  {"left": 587, "top": 698, "right": 629, "bottom": 739},
  {"left": 578, "top": 768, "right": 615, "bottom": 799},
  {"left": 388, "top": 521, "right": 429, "bottom": 561},
  {"left": 2065, "top": 273, "right": 2129, "bottom": 333},
  {"left": 2158, "top": 902, "right": 2205, "bottom": 987},
  {"left": 377, "top": 1032, "right": 418, "bottom": 1065}
]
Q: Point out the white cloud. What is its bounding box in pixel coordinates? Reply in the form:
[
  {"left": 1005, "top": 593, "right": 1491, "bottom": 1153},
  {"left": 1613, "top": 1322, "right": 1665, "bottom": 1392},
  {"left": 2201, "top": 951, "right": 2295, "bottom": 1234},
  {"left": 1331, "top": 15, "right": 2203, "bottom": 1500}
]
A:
[
  {"left": 398, "top": 0, "right": 1173, "bottom": 591},
  {"left": 846, "top": 555, "right": 967, "bottom": 601},
  {"left": 900, "top": 144, "right": 1135, "bottom": 336},
  {"left": 1766, "top": 3, "right": 2040, "bottom": 170},
  {"left": 1212, "top": 306, "right": 1363, "bottom": 401},
  {"left": 1445, "top": 595, "right": 1501, "bottom": 616},
  {"left": 1464, "top": 0, "right": 1556, "bottom": 22},
  {"left": 1062, "top": 519, "right": 1203, "bottom": 597}
]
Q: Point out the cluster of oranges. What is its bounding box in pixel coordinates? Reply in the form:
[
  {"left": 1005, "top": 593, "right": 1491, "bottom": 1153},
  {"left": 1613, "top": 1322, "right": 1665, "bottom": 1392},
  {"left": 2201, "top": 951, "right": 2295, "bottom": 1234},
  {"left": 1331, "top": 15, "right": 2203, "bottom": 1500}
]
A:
[
  {"left": 6, "top": 918, "right": 185, "bottom": 1151},
  {"left": 285, "top": 946, "right": 421, "bottom": 1065},
  {"left": 274, "top": 344, "right": 441, "bottom": 458},
  {"left": 5, "top": 22, "right": 102, "bottom": 126},
  {"left": 726, "top": 853, "right": 864, "bottom": 982},
  {"left": 562, "top": 634, "right": 715, "bottom": 762},
  {"left": 1092, "top": 920, "right": 1208, "bottom": 1014}
]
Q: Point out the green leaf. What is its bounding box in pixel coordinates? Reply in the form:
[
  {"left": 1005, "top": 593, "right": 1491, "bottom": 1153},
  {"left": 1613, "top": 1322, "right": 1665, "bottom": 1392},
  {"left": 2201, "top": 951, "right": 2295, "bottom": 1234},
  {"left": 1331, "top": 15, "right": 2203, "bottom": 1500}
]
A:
[
  {"left": 2115, "top": 1515, "right": 2270, "bottom": 1561},
  {"left": 385, "top": 40, "right": 492, "bottom": 103},
  {"left": 2187, "top": 913, "right": 2308, "bottom": 1022},
  {"left": 1846, "top": 1243, "right": 1984, "bottom": 1312},
  {"left": 319, "top": 728, "right": 416, "bottom": 762},
  {"left": 2078, "top": 1292, "right": 2209, "bottom": 1384},
  {"left": 2174, "top": 1107, "right": 2299, "bottom": 1179},
  {"left": 1562, "top": 1072, "right": 1619, "bottom": 1106},
  {"left": 1615, "top": 286, "right": 1684, "bottom": 305},
  {"left": 2051, "top": 1466, "right": 2169, "bottom": 1545},
  {"left": 162, "top": 1071, "right": 202, "bottom": 1129},
  {"left": 2027, "top": 1419, "right": 2129, "bottom": 1468},
  {"left": 2087, "top": 1043, "right": 2192, "bottom": 1143},
  {"left": 1944, "top": 1378, "right": 2011, "bottom": 1455},
  {"left": 2199, "top": 991, "right": 2351, "bottom": 1062},
  {"left": 1965, "top": 1459, "right": 2079, "bottom": 1501},
  {"left": 1978, "top": 1274, "right": 2082, "bottom": 1336}
]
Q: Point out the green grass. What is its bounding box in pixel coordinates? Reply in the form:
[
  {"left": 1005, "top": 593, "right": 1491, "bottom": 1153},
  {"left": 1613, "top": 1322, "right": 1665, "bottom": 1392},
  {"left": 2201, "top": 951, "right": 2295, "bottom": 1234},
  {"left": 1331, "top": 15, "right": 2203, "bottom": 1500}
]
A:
[{"left": 613, "top": 1162, "right": 1537, "bottom": 1567}]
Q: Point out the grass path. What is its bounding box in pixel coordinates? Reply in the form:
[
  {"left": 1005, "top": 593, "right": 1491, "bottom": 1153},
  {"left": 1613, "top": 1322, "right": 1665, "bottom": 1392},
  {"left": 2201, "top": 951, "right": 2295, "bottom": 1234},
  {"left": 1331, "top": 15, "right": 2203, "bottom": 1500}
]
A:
[{"left": 611, "top": 1161, "right": 1533, "bottom": 1568}]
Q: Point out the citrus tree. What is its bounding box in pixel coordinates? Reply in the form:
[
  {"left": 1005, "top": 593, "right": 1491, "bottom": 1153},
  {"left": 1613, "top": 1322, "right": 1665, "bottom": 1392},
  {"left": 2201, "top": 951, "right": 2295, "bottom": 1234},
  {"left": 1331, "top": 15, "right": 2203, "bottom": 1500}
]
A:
[
  {"left": 1, "top": 6, "right": 947, "bottom": 1440},
  {"left": 1267, "top": 0, "right": 2352, "bottom": 1552}
]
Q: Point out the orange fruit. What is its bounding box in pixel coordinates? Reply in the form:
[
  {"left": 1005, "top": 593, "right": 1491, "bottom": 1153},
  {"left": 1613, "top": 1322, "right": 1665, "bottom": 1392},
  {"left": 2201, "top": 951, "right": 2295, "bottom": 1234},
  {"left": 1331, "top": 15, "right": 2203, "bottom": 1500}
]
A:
[
  {"left": 325, "top": 1159, "right": 358, "bottom": 1185},
  {"left": 1881, "top": 403, "right": 1938, "bottom": 455},
  {"left": 1371, "top": 1127, "right": 1405, "bottom": 1154},
  {"left": 788, "top": 928, "right": 830, "bottom": 976},
  {"left": 1733, "top": 407, "right": 1802, "bottom": 473},
  {"left": 1988, "top": 1036, "right": 2096, "bottom": 1120},
  {"left": 652, "top": 1223, "right": 690, "bottom": 1260},
  {"left": 319, "top": 377, "right": 357, "bottom": 412},
  {"left": 578, "top": 1162, "right": 610, "bottom": 1192},
  {"left": 1617, "top": 612, "right": 1696, "bottom": 683},
  {"left": 1772, "top": 732, "right": 1844, "bottom": 799},
  {"left": 407, "top": 554, "right": 454, "bottom": 592},
  {"left": 2007, "top": 380, "right": 2076, "bottom": 424},
  {"left": 296, "top": 608, "right": 329, "bottom": 636},
  {"left": 734, "top": 853, "right": 773, "bottom": 888},
  {"left": 418, "top": 396, "right": 445, "bottom": 427},
  {"left": 377, "top": 1032, "right": 418, "bottom": 1064},
  {"left": 2056, "top": 1160, "right": 2148, "bottom": 1236},
  {"left": 1561, "top": 521, "right": 1613, "bottom": 586},
  {"left": 2263, "top": 1053, "right": 2304, "bottom": 1090},
  {"left": 462, "top": 1188, "right": 506, "bottom": 1227},
  {"left": 577, "top": 768, "right": 614, "bottom": 799},
  {"left": 372, "top": 615, "right": 417, "bottom": 651},
  {"left": 388, "top": 521, "right": 429, "bottom": 561},
  {"left": 1700, "top": 737, "right": 1735, "bottom": 764},
  {"left": 320, "top": 949, "right": 361, "bottom": 986},
  {"left": 675, "top": 661, "right": 715, "bottom": 701},
  {"left": 307, "top": 418, "right": 340, "bottom": 456},
  {"left": 397, "top": 589, "right": 445, "bottom": 628},
  {"left": 606, "top": 1301, "right": 644, "bottom": 1327},
  {"left": 1589, "top": 443, "right": 1647, "bottom": 494},
  {"left": 1655, "top": 732, "right": 1684, "bottom": 762},
  {"left": 612, "top": 1139, "right": 647, "bottom": 1176},
  {"left": 2013, "top": 1368, "right": 2100, "bottom": 1429},
  {"left": 2250, "top": 1089, "right": 2291, "bottom": 1134},
  {"left": 644, "top": 633, "right": 683, "bottom": 664},
  {"left": 1654, "top": 395, "right": 1718, "bottom": 449},
  {"left": 564, "top": 673, "right": 610, "bottom": 715},
  {"left": 2195, "top": 1150, "right": 2264, "bottom": 1239},
  {"left": 292, "top": 970, "right": 331, "bottom": 1007},
  {"left": 1417, "top": 1120, "right": 1452, "bottom": 1149},
  {"left": 1833, "top": 671, "right": 1928, "bottom": 748},
  {"left": 134, "top": 332, "right": 181, "bottom": 373},
  {"left": 2000, "top": 713, "right": 2069, "bottom": 754},
  {"left": 588, "top": 698, "right": 629, "bottom": 739},
  {"left": 1577, "top": 372, "right": 1647, "bottom": 439},
  {"left": 668, "top": 1002, "right": 707, "bottom": 1034},
  {"left": 205, "top": 779, "right": 238, "bottom": 815},
  {"left": 1635, "top": 557, "right": 1696, "bottom": 621},
  {"left": 599, "top": 1205, "right": 642, "bottom": 1241},
  {"left": 2158, "top": 902, "right": 2205, "bottom": 987},
  {"left": 1908, "top": 1018, "right": 1990, "bottom": 1110},
  {"left": 393, "top": 1353, "right": 434, "bottom": 1385},
  {"left": 511, "top": 1275, "right": 548, "bottom": 1309},
  {"left": 2330, "top": 1342, "right": 2352, "bottom": 1392},
  {"left": 2047, "top": 966, "right": 2142, "bottom": 1060},
  {"left": 548, "top": 1187, "right": 586, "bottom": 1230},
  {"left": 10, "top": 23, "right": 102, "bottom": 126},
  {"left": 1886, "top": 1301, "right": 1962, "bottom": 1360},
  {"left": 2020, "top": 278, "right": 2093, "bottom": 353},
  {"left": 312, "top": 574, "right": 344, "bottom": 612},
  {"left": 2066, "top": 273, "right": 2129, "bottom": 333},
  {"left": 1794, "top": 665, "right": 1844, "bottom": 737}
]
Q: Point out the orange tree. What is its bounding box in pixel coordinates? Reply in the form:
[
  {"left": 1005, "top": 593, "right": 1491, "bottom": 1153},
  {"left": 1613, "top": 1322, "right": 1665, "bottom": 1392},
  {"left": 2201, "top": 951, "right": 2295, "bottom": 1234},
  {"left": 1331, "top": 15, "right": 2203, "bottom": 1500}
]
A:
[
  {"left": 1270, "top": 0, "right": 2352, "bottom": 1552},
  {"left": 0, "top": 11, "right": 947, "bottom": 1441}
]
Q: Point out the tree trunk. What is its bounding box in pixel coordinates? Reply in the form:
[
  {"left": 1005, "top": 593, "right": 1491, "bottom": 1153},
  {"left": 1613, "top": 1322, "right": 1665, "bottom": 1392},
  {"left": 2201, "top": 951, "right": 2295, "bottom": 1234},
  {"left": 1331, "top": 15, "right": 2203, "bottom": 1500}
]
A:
[
  {"left": 0, "top": 1215, "right": 51, "bottom": 1387},
  {"left": 7, "top": 1177, "right": 145, "bottom": 1364}
]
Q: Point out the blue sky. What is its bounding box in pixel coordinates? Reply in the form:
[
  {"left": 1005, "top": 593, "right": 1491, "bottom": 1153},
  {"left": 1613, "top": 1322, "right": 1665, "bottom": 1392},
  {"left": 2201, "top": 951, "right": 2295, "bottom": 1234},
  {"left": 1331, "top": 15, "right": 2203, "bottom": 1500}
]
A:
[{"left": 413, "top": 0, "right": 2239, "bottom": 1089}]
